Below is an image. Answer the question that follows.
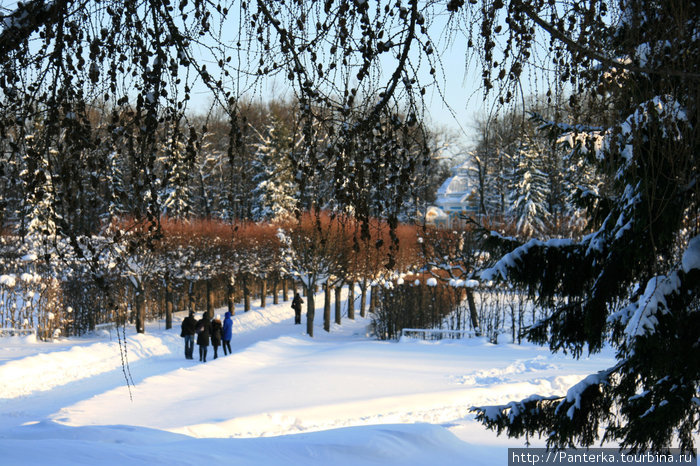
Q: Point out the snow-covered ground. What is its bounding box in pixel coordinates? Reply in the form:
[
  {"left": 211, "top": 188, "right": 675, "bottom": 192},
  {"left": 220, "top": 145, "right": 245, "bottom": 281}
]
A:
[{"left": 0, "top": 290, "right": 617, "bottom": 465}]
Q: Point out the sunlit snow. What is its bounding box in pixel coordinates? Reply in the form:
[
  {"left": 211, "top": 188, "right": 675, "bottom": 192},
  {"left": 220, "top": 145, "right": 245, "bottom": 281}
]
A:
[{"left": 0, "top": 288, "right": 617, "bottom": 465}]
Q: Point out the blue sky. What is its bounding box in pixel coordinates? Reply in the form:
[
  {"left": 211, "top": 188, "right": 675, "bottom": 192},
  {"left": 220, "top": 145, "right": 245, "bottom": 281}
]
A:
[{"left": 183, "top": 5, "right": 492, "bottom": 152}]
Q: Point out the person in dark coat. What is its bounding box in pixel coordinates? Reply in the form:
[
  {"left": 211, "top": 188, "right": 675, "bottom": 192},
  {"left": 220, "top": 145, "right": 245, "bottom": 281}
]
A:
[
  {"left": 180, "top": 310, "right": 197, "bottom": 360},
  {"left": 210, "top": 314, "right": 223, "bottom": 359},
  {"left": 222, "top": 311, "right": 233, "bottom": 355},
  {"left": 195, "top": 313, "right": 212, "bottom": 362},
  {"left": 291, "top": 292, "right": 304, "bottom": 325}
]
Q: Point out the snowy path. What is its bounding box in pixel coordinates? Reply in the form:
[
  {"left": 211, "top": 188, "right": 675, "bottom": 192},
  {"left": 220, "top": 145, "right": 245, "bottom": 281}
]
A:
[
  {"left": 51, "top": 335, "right": 591, "bottom": 439},
  {"left": 0, "top": 298, "right": 306, "bottom": 427},
  {"left": 0, "top": 291, "right": 621, "bottom": 465}
]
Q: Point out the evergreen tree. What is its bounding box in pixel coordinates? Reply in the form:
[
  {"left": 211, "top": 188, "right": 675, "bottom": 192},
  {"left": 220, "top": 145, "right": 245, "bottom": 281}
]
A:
[
  {"left": 510, "top": 134, "right": 550, "bottom": 237},
  {"left": 251, "top": 119, "right": 298, "bottom": 222},
  {"left": 0, "top": 122, "right": 25, "bottom": 231},
  {"left": 471, "top": 0, "right": 699, "bottom": 452},
  {"left": 199, "top": 125, "right": 235, "bottom": 220},
  {"left": 470, "top": 115, "right": 519, "bottom": 221},
  {"left": 158, "top": 130, "right": 192, "bottom": 220}
]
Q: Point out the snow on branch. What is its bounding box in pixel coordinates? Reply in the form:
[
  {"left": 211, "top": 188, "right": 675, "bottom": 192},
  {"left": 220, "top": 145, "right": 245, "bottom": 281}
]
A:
[
  {"left": 681, "top": 235, "right": 700, "bottom": 274},
  {"left": 0, "top": 0, "right": 63, "bottom": 60},
  {"left": 472, "top": 394, "right": 561, "bottom": 424},
  {"left": 610, "top": 235, "right": 700, "bottom": 340},
  {"left": 480, "top": 237, "right": 574, "bottom": 282},
  {"left": 1, "top": 0, "right": 53, "bottom": 30},
  {"left": 472, "top": 362, "right": 620, "bottom": 440},
  {"left": 554, "top": 367, "right": 615, "bottom": 419},
  {"left": 614, "top": 273, "right": 681, "bottom": 339},
  {"left": 529, "top": 112, "right": 604, "bottom": 140},
  {"left": 557, "top": 96, "right": 689, "bottom": 164}
]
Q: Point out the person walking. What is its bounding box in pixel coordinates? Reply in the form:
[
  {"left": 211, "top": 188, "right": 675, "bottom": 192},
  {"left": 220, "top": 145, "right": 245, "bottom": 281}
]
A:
[
  {"left": 180, "top": 310, "right": 197, "bottom": 360},
  {"left": 291, "top": 292, "right": 304, "bottom": 325},
  {"left": 195, "top": 313, "right": 211, "bottom": 363},
  {"left": 222, "top": 311, "right": 233, "bottom": 355},
  {"left": 211, "top": 314, "right": 223, "bottom": 360}
]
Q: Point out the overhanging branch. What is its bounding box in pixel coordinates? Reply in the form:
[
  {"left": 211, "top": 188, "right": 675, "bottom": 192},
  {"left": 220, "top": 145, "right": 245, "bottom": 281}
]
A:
[{"left": 512, "top": 0, "right": 700, "bottom": 81}]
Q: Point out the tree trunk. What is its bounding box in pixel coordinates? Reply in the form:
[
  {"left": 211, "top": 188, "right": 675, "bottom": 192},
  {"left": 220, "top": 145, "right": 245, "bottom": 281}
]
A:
[
  {"left": 466, "top": 289, "right": 481, "bottom": 336},
  {"left": 227, "top": 276, "right": 236, "bottom": 316},
  {"left": 518, "top": 302, "right": 524, "bottom": 344},
  {"left": 159, "top": 287, "right": 165, "bottom": 319},
  {"left": 369, "top": 285, "right": 378, "bottom": 313},
  {"left": 188, "top": 281, "right": 196, "bottom": 314},
  {"left": 282, "top": 279, "right": 289, "bottom": 301},
  {"left": 243, "top": 276, "right": 251, "bottom": 312},
  {"left": 88, "top": 302, "right": 95, "bottom": 331},
  {"left": 324, "top": 282, "right": 331, "bottom": 332},
  {"left": 177, "top": 294, "right": 185, "bottom": 315},
  {"left": 306, "top": 283, "right": 315, "bottom": 337},
  {"left": 334, "top": 285, "right": 342, "bottom": 325},
  {"left": 347, "top": 280, "right": 355, "bottom": 320},
  {"left": 360, "top": 282, "right": 367, "bottom": 318},
  {"left": 272, "top": 278, "right": 279, "bottom": 305},
  {"left": 165, "top": 281, "right": 173, "bottom": 330},
  {"left": 260, "top": 278, "right": 267, "bottom": 308},
  {"left": 206, "top": 279, "right": 215, "bottom": 319},
  {"left": 135, "top": 283, "right": 146, "bottom": 334}
]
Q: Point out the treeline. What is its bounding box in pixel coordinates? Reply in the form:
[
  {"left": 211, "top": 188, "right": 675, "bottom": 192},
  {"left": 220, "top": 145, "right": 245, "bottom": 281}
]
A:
[
  {"left": 0, "top": 99, "right": 450, "bottom": 237},
  {"left": 1, "top": 212, "right": 544, "bottom": 342},
  {"left": 467, "top": 98, "right": 610, "bottom": 239}
]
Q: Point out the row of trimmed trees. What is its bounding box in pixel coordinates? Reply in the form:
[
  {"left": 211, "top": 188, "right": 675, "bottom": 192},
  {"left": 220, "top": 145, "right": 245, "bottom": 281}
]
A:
[{"left": 0, "top": 213, "right": 433, "bottom": 338}]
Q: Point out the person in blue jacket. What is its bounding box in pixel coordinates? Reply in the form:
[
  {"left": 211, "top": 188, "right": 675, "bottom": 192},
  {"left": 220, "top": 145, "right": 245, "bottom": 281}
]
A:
[{"left": 222, "top": 311, "right": 233, "bottom": 356}]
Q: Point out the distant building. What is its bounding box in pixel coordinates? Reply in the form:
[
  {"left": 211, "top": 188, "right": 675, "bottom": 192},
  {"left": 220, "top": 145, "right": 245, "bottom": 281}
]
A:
[{"left": 428, "top": 161, "right": 477, "bottom": 228}]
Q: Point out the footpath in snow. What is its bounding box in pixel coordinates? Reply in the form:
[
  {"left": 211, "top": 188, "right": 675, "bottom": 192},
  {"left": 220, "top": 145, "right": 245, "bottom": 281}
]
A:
[{"left": 0, "top": 289, "right": 619, "bottom": 465}]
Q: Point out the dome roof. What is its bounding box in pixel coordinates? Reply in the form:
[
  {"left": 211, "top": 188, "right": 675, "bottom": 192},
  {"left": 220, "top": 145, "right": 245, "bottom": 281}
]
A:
[{"left": 437, "top": 174, "right": 469, "bottom": 196}]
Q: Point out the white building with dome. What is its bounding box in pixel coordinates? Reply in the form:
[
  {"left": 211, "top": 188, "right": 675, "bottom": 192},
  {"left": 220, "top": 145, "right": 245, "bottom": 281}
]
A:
[{"left": 426, "top": 161, "right": 477, "bottom": 228}]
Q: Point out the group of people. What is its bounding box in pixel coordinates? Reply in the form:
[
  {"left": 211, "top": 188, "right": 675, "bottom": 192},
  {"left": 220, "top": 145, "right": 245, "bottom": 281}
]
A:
[
  {"left": 180, "top": 310, "right": 233, "bottom": 362},
  {"left": 180, "top": 291, "right": 306, "bottom": 362}
]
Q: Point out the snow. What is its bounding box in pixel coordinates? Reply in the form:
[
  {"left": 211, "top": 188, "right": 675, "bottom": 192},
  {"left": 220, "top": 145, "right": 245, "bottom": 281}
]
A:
[
  {"left": 614, "top": 236, "right": 700, "bottom": 340},
  {"left": 480, "top": 237, "right": 574, "bottom": 281},
  {"left": 438, "top": 174, "right": 469, "bottom": 196},
  {"left": 0, "top": 274, "right": 16, "bottom": 288},
  {"left": 559, "top": 368, "right": 613, "bottom": 419},
  {"left": 0, "top": 289, "right": 618, "bottom": 465},
  {"left": 615, "top": 272, "right": 681, "bottom": 339},
  {"left": 682, "top": 235, "right": 700, "bottom": 273}
]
